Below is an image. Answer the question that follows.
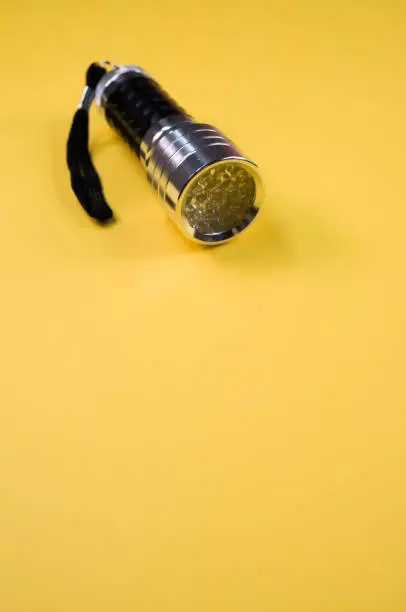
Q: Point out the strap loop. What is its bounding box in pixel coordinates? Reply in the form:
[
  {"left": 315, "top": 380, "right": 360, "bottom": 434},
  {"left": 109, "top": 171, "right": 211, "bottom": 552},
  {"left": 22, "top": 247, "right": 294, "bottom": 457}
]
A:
[{"left": 66, "top": 63, "right": 114, "bottom": 223}]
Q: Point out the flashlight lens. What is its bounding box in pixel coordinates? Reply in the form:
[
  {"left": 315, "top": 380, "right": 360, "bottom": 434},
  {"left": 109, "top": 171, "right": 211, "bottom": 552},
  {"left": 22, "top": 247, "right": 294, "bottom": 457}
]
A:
[{"left": 181, "top": 163, "right": 256, "bottom": 236}]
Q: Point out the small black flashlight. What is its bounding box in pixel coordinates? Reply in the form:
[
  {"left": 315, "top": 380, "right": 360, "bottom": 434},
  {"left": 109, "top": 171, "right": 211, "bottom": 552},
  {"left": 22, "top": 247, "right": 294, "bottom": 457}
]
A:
[{"left": 67, "top": 61, "right": 264, "bottom": 244}]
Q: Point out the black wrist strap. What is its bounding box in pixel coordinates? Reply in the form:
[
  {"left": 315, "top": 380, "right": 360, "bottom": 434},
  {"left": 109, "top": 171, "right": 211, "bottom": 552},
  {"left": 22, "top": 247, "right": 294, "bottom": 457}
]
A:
[{"left": 66, "top": 63, "right": 114, "bottom": 223}]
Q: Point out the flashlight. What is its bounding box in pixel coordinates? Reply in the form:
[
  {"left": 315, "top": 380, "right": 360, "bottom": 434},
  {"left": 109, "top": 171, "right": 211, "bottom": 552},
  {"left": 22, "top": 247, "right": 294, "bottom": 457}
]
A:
[{"left": 67, "top": 61, "right": 264, "bottom": 245}]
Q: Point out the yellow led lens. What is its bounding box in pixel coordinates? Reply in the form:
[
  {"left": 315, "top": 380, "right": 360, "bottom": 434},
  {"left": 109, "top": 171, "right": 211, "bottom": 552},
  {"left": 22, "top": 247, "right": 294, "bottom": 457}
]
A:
[{"left": 181, "top": 163, "right": 256, "bottom": 236}]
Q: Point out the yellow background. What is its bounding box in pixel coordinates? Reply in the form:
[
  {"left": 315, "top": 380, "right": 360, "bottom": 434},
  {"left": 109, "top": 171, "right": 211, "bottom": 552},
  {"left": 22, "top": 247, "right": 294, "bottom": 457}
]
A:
[{"left": 1, "top": 1, "right": 406, "bottom": 610}]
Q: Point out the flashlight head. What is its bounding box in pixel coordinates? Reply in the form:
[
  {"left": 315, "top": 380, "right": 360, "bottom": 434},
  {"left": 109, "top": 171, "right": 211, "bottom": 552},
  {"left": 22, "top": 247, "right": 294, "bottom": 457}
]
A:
[
  {"left": 180, "top": 159, "right": 261, "bottom": 243},
  {"left": 140, "top": 117, "right": 263, "bottom": 244}
]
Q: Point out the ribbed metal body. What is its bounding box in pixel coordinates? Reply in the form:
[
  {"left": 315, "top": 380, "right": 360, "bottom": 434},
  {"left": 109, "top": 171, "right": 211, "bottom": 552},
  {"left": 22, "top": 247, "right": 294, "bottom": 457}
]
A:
[
  {"left": 95, "top": 65, "right": 263, "bottom": 244},
  {"left": 140, "top": 117, "right": 251, "bottom": 207}
]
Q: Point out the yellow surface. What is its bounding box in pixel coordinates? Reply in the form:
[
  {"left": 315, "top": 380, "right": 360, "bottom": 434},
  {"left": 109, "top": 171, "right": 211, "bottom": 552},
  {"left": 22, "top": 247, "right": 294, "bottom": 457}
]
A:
[{"left": 1, "top": 1, "right": 406, "bottom": 610}]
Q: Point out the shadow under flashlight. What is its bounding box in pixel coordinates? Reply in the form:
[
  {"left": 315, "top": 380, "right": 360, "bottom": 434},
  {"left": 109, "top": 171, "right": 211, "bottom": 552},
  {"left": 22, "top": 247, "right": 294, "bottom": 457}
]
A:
[{"left": 67, "top": 62, "right": 264, "bottom": 245}]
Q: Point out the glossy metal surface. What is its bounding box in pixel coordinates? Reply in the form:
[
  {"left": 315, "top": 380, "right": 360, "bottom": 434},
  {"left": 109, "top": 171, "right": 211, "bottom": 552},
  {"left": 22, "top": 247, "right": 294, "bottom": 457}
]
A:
[
  {"left": 140, "top": 117, "right": 263, "bottom": 243},
  {"left": 95, "top": 64, "right": 150, "bottom": 108}
]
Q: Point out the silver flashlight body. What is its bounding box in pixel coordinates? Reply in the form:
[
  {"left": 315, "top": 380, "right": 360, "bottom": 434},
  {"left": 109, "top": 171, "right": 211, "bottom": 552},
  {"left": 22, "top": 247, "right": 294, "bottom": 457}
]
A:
[{"left": 95, "top": 65, "right": 263, "bottom": 244}]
